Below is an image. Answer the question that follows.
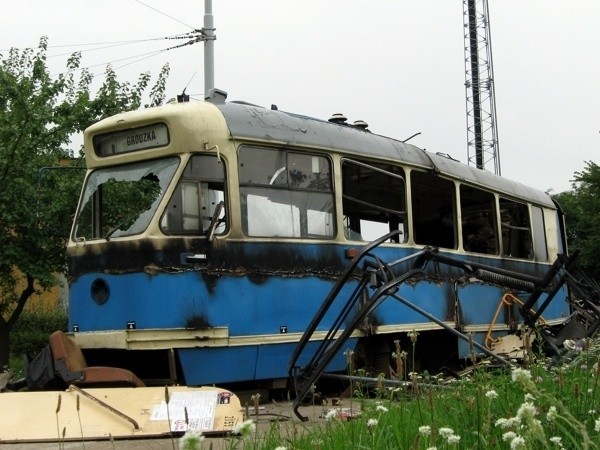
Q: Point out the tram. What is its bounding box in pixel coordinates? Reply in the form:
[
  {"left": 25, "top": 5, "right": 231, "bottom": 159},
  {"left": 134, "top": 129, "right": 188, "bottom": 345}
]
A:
[{"left": 66, "top": 88, "right": 585, "bottom": 389}]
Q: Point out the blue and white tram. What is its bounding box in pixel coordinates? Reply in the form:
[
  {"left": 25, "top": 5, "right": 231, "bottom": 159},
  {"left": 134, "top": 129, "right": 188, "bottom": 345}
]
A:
[{"left": 67, "top": 89, "right": 573, "bottom": 387}]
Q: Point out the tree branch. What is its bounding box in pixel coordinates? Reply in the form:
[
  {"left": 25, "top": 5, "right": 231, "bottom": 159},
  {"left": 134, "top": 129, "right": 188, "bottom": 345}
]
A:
[{"left": 6, "top": 273, "right": 35, "bottom": 330}]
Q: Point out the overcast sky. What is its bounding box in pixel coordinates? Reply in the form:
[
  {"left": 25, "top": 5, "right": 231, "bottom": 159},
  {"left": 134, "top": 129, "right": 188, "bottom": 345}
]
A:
[{"left": 2, "top": 1, "right": 598, "bottom": 194}]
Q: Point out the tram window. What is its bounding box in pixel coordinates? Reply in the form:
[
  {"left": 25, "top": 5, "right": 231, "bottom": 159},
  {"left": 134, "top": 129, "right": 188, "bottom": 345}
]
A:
[
  {"left": 341, "top": 160, "right": 406, "bottom": 243},
  {"left": 239, "top": 147, "right": 334, "bottom": 238},
  {"left": 531, "top": 206, "right": 548, "bottom": 261},
  {"left": 74, "top": 157, "right": 179, "bottom": 240},
  {"left": 499, "top": 198, "right": 533, "bottom": 259},
  {"left": 460, "top": 185, "right": 498, "bottom": 255},
  {"left": 161, "top": 155, "right": 226, "bottom": 236},
  {"left": 411, "top": 171, "right": 457, "bottom": 249}
]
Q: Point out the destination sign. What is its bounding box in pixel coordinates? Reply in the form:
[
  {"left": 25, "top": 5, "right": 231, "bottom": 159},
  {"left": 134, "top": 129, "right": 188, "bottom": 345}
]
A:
[{"left": 93, "top": 123, "right": 169, "bottom": 156}]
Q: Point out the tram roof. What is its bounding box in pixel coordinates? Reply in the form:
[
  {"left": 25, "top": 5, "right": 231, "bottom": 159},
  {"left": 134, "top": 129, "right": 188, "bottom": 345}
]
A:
[{"left": 215, "top": 101, "right": 554, "bottom": 208}]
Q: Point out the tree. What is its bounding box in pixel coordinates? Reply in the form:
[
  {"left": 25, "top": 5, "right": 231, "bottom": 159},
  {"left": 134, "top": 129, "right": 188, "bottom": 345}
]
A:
[
  {"left": 552, "top": 161, "right": 600, "bottom": 280},
  {"left": 0, "top": 37, "right": 170, "bottom": 367}
]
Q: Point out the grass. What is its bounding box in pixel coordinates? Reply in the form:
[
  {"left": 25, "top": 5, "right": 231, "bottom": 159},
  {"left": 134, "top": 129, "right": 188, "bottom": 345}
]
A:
[
  {"left": 8, "top": 354, "right": 26, "bottom": 379},
  {"left": 182, "top": 337, "right": 600, "bottom": 450}
]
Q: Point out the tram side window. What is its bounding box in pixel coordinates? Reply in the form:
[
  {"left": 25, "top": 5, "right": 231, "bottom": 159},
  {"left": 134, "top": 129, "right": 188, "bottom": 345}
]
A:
[
  {"left": 460, "top": 185, "right": 498, "bottom": 255},
  {"left": 499, "top": 198, "right": 533, "bottom": 259},
  {"left": 239, "top": 147, "right": 334, "bottom": 238},
  {"left": 342, "top": 160, "right": 406, "bottom": 242},
  {"left": 411, "top": 171, "right": 456, "bottom": 248},
  {"left": 531, "top": 206, "right": 548, "bottom": 261},
  {"left": 161, "top": 155, "right": 226, "bottom": 235}
]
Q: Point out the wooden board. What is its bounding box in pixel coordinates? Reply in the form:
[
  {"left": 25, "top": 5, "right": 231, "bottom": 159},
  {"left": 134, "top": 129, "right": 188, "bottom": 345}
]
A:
[{"left": 0, "top": 385, "right": 242, "bottom": 443}]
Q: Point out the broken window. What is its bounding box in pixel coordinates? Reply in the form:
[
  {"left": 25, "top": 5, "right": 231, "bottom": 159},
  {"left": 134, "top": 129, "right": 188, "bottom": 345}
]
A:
[
  {"left": 342, "top": 159, "right": 406, "bottom": 242},
  {"left": 239, "top": 147, "right": 334, "bottom": 238},
  {"left": 161, "top": 155, "right": 227, "bottom": 236},
  {"left": 499, "top": 198, "right": 533, "bottom": 259},
  {"left": 74, "top": 157, "right": 179, "bottom": 240},
  {"left": 411, "top": 171, "right": 457, "bottom": 249},
  {"left": 460, "top": 185, "right": 498, "bottom": 255}
]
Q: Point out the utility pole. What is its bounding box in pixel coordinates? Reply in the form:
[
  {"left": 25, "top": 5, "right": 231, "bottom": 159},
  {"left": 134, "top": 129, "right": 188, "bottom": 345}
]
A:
[
  {"left": 463, "top": 0, "right": 500, "bottom": 175},
  {"left": 204, "top": 0, "right": 215, "bottom": 96}
]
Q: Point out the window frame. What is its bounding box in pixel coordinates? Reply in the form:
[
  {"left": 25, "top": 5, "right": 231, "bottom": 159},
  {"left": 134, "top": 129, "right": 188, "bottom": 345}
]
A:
[
  {"left": 160, "top": 154, "right": 228, "bottom": 237},
  {"left": 341, "top": 158, "right": 407, "bottom": 243},
  {"left": 238, "top": 146, "right": 336, "bottom": 239}
]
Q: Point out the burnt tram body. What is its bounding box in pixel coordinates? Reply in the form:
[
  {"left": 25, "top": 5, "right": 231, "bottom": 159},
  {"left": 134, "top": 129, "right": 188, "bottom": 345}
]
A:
[{"left": 67, "top": 91, "right": 573, "bottom": 389}]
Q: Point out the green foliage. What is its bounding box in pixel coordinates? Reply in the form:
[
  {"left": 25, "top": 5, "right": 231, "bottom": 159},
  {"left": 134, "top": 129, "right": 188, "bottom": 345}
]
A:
[
  {"left": 10, "top": 308, "right": 68, "bottom": 357},
  {"left": 0, "top": 36, "right": 170, "bottom": 366},
  {"left": 195, "top": 343, "right": 600, "bottom": 450},
  {"left": 553, "top": 161, "right": 600, "bottom": 280}
]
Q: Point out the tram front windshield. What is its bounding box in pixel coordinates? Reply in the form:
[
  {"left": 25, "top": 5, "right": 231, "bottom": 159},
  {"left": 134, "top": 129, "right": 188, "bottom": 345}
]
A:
[{"left": 73, "top": 157, "right": 179, "bottom": 240}]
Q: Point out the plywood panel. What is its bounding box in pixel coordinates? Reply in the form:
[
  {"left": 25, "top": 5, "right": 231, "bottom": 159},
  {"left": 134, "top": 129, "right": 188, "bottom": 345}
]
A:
[{"left": 0, "top": 386, "right": 242, "bottom": 443}]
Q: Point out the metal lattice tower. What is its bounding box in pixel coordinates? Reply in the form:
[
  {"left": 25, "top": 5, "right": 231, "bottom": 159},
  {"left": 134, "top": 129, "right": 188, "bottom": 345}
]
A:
[{"left": 463, "top": 0, "right": 500, "bottom": 175}]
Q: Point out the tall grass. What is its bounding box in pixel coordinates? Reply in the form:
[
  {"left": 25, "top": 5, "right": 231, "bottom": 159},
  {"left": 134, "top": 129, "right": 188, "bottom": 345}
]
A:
[{"left": 180, "top": 338, "right": 600, "bottom": 450}]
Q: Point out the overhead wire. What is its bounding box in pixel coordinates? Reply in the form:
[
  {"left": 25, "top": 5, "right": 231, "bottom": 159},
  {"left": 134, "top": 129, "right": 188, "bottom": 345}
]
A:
[
  {"left": 1, "top": 2, "right": 203, "bottom": 83},
  {"left": 46, "top": 37, "right": 174, "bottom": 59},
  {"left": 82, "top": 34, "right": 204, "bottom": 78},
  {"left": 132, "top": 0, "right": 196, "bottom": 30}
]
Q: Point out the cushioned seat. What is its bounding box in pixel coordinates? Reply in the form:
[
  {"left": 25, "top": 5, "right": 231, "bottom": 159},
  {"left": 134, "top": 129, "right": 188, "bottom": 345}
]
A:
[{"left": 49, "top": 331, "right": 145, "bottom": 387}]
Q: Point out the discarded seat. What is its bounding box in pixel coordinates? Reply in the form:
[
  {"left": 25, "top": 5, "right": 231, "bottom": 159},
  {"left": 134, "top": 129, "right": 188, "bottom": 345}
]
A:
[{"left": 49, "top": 331, "right": 145, "bottom": 388}]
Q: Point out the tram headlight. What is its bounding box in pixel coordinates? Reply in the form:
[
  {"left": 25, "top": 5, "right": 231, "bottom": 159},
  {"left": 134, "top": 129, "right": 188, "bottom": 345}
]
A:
[{"left": 90, "top": 278, "right": 110, "bottom": 305}]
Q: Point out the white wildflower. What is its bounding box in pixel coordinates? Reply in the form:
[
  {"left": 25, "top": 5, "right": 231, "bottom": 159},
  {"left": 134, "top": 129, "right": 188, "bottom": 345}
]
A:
[
  {"left": 510, "top": 435, "right": 526, "bottom": 449},
  {"left": 516, "top": 401, "right": 537, "bottom": 421},
  {"left": 550, "top": 436, "right": 563, "bottom": 448},
  {"left": 502, "top": 431, "right": 517, "bottom": 442},
  {"left": 179, "top": 430, "right": 205, "bottom": 450},
  {"left": 447, "top": 434, "right": 461, "bottom": 444},
  {"left": 511, "top": 367, "right": 532, "bottom": 383},
  {"left": 232, "top": 419, "right": 255, "bottom": 437},
  {"left": 524, "top": 393, "right": 535, "bottom": 401},
  {"left": 588, "top": 409, "right": 596, "bottom": 415},
  {"left": 495, "top": 418, "right": 509, "bottom": 428},
  {"left": 438, "top": 427, "right": 455, "bottom": 438},
  {"left": 495, "top": 417, "right": 520, "bottom": 429},
  {"left": 595, "top": 417, "right": 600, "bottom": 432},
  {"left": 274, "top": 447, "right": 288, "bottom": 450},
  {"left": 546, "top": 406, "right": 558, "bottom": 421},
  {"left": 376, "top": 405, "right": 389, "bottom": 413},
  {"left": 418, "top": 425, "right": 432, "bottom": 436},
  {"left": 367, "top": 418, "right": 378, "bottom": 428},
  {"left": 485, "top": 389, "right": 498, "bottom": 400}
]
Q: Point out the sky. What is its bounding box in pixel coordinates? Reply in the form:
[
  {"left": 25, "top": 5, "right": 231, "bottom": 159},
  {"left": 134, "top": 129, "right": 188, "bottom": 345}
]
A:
[{"left": 1, "top": 1, "right": 598, "bottom": 194}]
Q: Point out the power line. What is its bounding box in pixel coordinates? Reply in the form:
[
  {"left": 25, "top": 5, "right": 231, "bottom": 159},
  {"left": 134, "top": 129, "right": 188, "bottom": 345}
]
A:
[
  {"left": 47, "top": 38, "right": 169, "bottom": 60},
  {"left": 52, "top": 32, "right": 205, "bottom": 79},
  {"left": 0, "top": 33, "right": 193, "bottom": 55},
  {"left": 132, "top": 0, "right": 196, "bottom": 30},
  {"left": 1, "top": 3, "right": 201, "bottom": 84}
]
